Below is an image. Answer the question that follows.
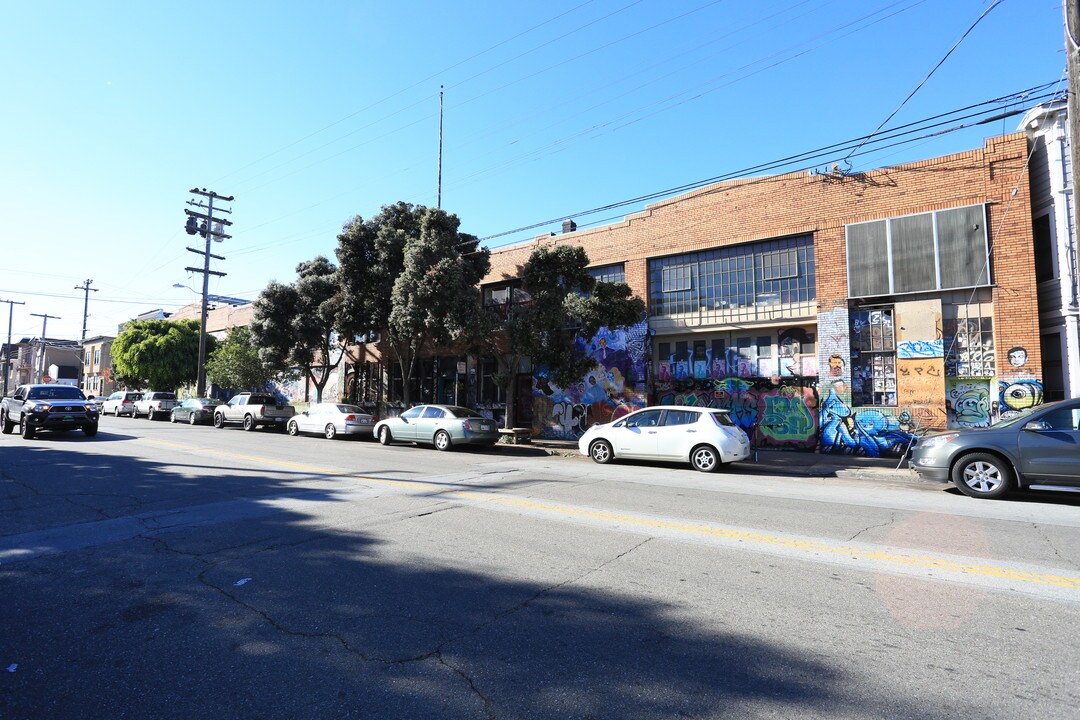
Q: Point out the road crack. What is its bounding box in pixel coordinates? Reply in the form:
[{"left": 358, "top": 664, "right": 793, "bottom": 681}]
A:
[{"left": 847, "top": 512, "right": 896, "bottom": 542}]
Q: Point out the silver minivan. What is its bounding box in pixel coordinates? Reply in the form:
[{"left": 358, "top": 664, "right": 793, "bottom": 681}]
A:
[{"left": 101, "top": 391, "right": 144, "bottom": 417}]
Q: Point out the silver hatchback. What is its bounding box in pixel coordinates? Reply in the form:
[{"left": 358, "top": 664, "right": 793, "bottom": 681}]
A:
[{"left": 910, "top": 398, "right": 1080, "bottom": 499}]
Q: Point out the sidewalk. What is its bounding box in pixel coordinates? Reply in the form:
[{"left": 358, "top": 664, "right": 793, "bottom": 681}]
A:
[{"left": 523, "top": 437, "right": 923, "bottom": 484}]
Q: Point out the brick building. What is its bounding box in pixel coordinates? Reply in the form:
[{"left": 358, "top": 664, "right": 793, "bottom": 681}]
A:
[{"left": 481, "top": 133, "right": 1042, "bottom": 455}]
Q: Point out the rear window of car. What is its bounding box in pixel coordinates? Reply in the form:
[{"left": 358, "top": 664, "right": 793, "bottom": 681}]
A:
[
  {"left": 447, "top": 407, "right": 483, "bottom": 418},
  {"left": 707, "top": 411, "right": 735, "bottom": 427},
  {"left": 151, "top": 393, "right": 176, "bottom": 400},
  {"left": 124, "top": 393, "right": 143, "bottom": 401},
  {"left": 337, "top": 405, "right": 366, "bottom": 414},
  {"left": 28, "top": 386, "right": 86, "bottom": 400},
  {"left": 247, "top": 395, "right": 276, "bottom": 405}
]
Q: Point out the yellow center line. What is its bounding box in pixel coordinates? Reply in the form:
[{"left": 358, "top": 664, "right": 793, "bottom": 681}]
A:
[{"left": 138, "top": 437, "right": 1080, "bottom": 591}]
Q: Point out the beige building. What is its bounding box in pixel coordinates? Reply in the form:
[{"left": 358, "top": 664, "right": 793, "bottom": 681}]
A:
[{"left": 81, "top": 335, "right": 116, "bottom": 399}]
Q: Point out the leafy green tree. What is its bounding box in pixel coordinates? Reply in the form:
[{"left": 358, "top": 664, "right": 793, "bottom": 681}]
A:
[
  {"left": 111, "top": 319, "right": 213, "bottom": 391},
  {"left": 489, "top": 245, "right": 645, "bottom": 428},
  {"left": 205, "top": 326, "right": 276, "bottom": 393},
  {"left": 250, "top": 255, "right": 345, "bottom": 403},
  {"left": 386, "top": 207, "right": 490, "bottom": 406}
]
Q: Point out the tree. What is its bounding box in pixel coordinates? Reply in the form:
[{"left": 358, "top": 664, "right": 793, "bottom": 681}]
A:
[
  {"left": 205, "top": 326, "right": 276, "bottom": 392},
  {"left": 250, "top": 255, "right": 345, "bottom": 403},
  {"left": 489, "top": 245, "right": 645, "bottom": 428},
  {"left": 386, "top": 206, "right": 490, "bottom": 406},
  {"left": 111, "top": 319, "right": 212, "bottom": 391}
]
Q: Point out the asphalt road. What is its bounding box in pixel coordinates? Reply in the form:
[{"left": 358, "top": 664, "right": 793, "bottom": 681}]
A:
[{"left": 2, "top": 414, "right": 1079, "bottom": 719}]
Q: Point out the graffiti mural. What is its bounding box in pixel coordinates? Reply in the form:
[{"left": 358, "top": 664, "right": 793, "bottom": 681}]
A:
[
  {"left": 897, "top": 340, "right": 944, "bottom": 359},
  {"left": 998, "top": 379, "right": 1044, "bottom": 420},
  {"left": 946, "top": 379, "right": 991, "bottom": 429},
  {"left": 655, "top": 376, "right": 819, "bottom": 450},
  {"left": 532, "top": 317, "right": 650, "bottom": 439},
  {"left": 818, "top": 388, "right": 917, "bottom": 457}
]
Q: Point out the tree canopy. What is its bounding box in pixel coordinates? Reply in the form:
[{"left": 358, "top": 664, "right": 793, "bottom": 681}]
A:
[
  {"left": 386, "top": 206, "right": 490, "bottom": 405},
  {"left": 205, "top": 325, "right": 276, "bottom": 393},
  {"left": 250, "top": 255, "right": 345, "bottom": 403},
  {"left": 489, "top": 244, "right": 645, "bottom": 427},
  {"left": 111, "top": 319, "right": 212, "bottom": 391}
]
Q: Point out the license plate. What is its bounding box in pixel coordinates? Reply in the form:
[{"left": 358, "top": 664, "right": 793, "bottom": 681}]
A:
[{"left": 62, "top": 416, "right": 74, "bottom": 421}]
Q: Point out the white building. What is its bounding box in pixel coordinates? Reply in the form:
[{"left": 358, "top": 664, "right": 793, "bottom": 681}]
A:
[{"left": 1022, "top": 100, "right": 1080, "bottom": 400}]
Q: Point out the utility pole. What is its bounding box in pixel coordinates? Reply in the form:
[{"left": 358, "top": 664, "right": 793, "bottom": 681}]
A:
[
  {"left": 0, "top": 298, "right": 26, "bottom": 396},
  {"left": 74, "top": 279, "right": 98, "bottom": 343},
  {"left": 1066, "top": 0, "right": 1080, "bottom": 307},
  {"left": 437, "top": 85, "right": 444, "bottom": 209},
  {"left": 184, "top": 188, "right": 233, "bottom": 398},
  {"left": 30, "top": 312, "right": 60, "bottom": 384}
]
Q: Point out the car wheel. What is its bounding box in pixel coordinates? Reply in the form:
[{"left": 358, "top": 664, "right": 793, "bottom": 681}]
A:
[
  {"left": 0, "top": 413, "right": 11, "bottom": 435},
  {"left": 690, "top": 444, "right": 721, "bottom": 473},
  {"left": 189, "top": 413, "right": 199, "bottom": 426},
  {"left": 83, "top": 423, "right": 98, "bottom": 437},
  {"left": 213, "top": 413, "right": 225, "bottom": 429},
  {"left": 170, "top": 413, "right": 177, "bottom": 423},
  {"left": 20, "top": 416, "right": 35, "bottom": 440},
  {"left": 434, "top": 430, "right": 452, "bottom": 451},
  {"left": 242, "top": 415, "right": 256, "bottom": 431},
  {"left": 952, "top": 452, "right": 1012, "bottom": 499},
  {"left": 589, "top": 439, "right": 614, "bottom": 465},
  {"left": 325, "top": 424, "right": 337, "bottom": 440},
  {"left": 378, "top": 426, "right": 392, "bottom": 445},
  {"left": 287, "top": 421, "right": 300, "bottom": 436}
]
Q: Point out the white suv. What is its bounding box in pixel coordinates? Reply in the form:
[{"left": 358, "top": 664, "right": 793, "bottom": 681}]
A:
[{"left": 101, "top": 391, "right": 143, "bottom": 417}]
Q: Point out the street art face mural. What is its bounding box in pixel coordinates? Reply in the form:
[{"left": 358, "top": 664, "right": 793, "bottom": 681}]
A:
[
  {"left": 998, "top": 379, "right": 1044, "bottom": 419},
  {"left": 532, "top": 317, "right": 650, "bottom": 439},
  {"left": 946, "top": 379, "right": 991, "bottom": 429},
  {"left": 1007, "top": 346, "right": 1028, "bottom": 368},
  {"left": 819, "top": 388, "right": 917, "bottom": 457}
]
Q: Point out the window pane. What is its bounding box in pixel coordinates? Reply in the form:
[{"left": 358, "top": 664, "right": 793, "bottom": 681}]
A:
[
  {"left": 890, "top": 214, "right": 935, "bottom": 293},
  {"left": 847, "top": 221, "right": 889, "bottom": 297},
  {"left": 938, "top": 205, "right": 988, "bottom": 289}
]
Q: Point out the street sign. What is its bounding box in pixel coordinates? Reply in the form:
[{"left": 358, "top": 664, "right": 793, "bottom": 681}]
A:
[{"left": 42, "top": 375, "right": 52, "bottom": 383}]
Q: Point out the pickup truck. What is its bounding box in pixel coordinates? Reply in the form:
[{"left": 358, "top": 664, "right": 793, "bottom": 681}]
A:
[
  {"left": 1, "top": 383, "right": 99, "bottom": 439},
  {"left": 133, "top": 391, "right": 177, "bottom": 420},
  {"left": 213, "top": 392, "right": 294, "bottom": 431}
]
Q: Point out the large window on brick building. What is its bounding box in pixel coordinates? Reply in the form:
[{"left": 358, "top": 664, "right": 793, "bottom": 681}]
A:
[
  {"left": 587, "top": 263, "right": 625, "bottom": 284},
  {"left": 847, "top": 204, "right": 990, "bottom": 298},
  {"left": 649, "top": 235, "right": 814, "bottom": 316},
  {"left": 851, "top": 307, "right": 896, "bottom": 406}
]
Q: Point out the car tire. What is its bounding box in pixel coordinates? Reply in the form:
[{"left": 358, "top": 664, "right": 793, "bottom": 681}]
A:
[
  {"left": 0, "top": 413, "right": 11, "bottom": 435},
  {"left": 287, "top": 421, "right": 300, "bottom": 436},
  {"left": 214, "top": 413, "right": 225, "bottom": 429},
  {"left": 690, "top": 444, "right": 721, "bottom": 473},
  {"left": 189, "top": 413, "right": 199, "bottom": 426},
  {"left": 952, "top": 452, "right": 1012, "bottom": 499},
  {"left": 170, "top": 413, "right": 177, "bottom": 423},
  {"left": 83, "top": 423, "right": 98, "bottom": 437},
  {"left": 378, "top": 426, "right": 392, "bottom": 445},
  {"left": 114, "top": 407, "right": 121, "bottom": 418},
  {"left": 20, "top": 416, "right": 34, "bottom": 440},
  {"left": 434, "top": 430, "right": 452, "bottom": 451},
  {"left": 589, "top": 439, "right": 614, "bottom": 465},
  {"left": 325, "top": 424, "right": 337, "bottom": 440},
  {"left": 242, "top": 415, "right": 256, "bottom": 432}
]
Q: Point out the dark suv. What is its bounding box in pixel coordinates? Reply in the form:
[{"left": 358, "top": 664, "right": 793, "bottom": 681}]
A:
[{"left": 910, "top": 398, "right": 1080, "bottom": 499}]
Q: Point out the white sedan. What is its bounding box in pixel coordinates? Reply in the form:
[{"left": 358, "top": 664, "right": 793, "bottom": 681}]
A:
[
  {"left": 578, "top": 405, "right": 750, "bottom": 472},
  {"left": 287, "top": 403, "right": 376, "bottom": 440}
]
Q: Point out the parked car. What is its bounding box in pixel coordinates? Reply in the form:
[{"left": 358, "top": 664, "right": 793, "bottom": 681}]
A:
[
  {"left": 578, "top": 405, "right": 750, "bottom": 473},
  {"left": 214, "top": 392, "right": 295, "bottom": 431},
  {"left": 101, "top": 391, "right": 143, "bottom": 417},
  {"left": 287, "top": 403, "right": 376, "bottom": 439},
  {"left": 170, "top": 398, "right": 222, "bottom": 425},
  {"left": 133, "top": 391, "right": 177, "bottom": 420},
  {"left": 0, "top": 384, "right": 99, "bottom": 439},
  {"left": 373, "top": 405, "right": 500, "bottom": 450},
  {"left": 910, "top": 397, "right": 1080, "bottom": 499},
  {"left": 85, "top": 394, "right": 106, "bottom": 411}
]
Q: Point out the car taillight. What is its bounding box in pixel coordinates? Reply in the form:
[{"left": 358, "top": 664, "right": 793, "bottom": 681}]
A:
[
  {"left": 258, "top": 406, "right": 266, "bottom": 416},
  {"left": 462, "top": 420, "right": 473, "bottom": 431},
  {"left": 344, "top": 415, "right": 355, "bottom": 422}
]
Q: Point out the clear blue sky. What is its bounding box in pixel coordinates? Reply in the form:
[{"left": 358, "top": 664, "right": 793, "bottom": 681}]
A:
[{"left": 0, "top": 0, "right": 1063, "bottom": 342}]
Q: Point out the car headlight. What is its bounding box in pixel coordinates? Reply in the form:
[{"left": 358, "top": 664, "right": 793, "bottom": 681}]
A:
[
  {"left": 919, "top": 433, "right": 960, "bottom": 450},
  {"left": 32, "top": 403, "right": 50, "bottom": 412}
]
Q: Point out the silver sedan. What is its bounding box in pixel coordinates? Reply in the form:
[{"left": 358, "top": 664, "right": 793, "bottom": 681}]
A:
[{"left": 287, "top": 403, "right": 376, "bottom": 440}]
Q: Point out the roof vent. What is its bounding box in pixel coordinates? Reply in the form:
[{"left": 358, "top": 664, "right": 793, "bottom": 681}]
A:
[{"left": 562, "top": 219, "right": 577, "bottom": 234}]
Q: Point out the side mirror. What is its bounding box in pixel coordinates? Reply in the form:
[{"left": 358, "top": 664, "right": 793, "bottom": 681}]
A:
[{"left": 1023, "top": 420, "right": 1052, "bottom": 432}]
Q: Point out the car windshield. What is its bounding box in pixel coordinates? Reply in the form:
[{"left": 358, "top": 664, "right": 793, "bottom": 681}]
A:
[
  {"left": 27, "top": 386, "right": 86, "bottom": 400},
  {"left": 447, "top": 406, "right": 483, "bottom": 418}
]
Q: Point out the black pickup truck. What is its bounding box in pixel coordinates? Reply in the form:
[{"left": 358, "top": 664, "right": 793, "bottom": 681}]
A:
[{"left": 0, "top": 384, "right": 99, "bottom": 439}]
